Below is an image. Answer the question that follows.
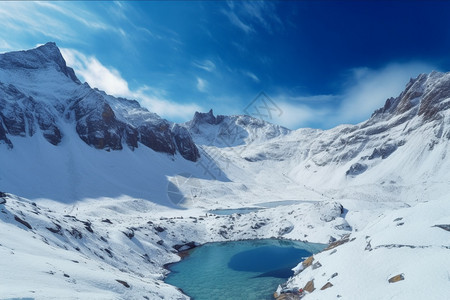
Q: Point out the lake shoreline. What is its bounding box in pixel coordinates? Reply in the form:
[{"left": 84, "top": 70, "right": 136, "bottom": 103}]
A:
[{"left": 164, "top": 238, "right": 327, "bottom": 300}]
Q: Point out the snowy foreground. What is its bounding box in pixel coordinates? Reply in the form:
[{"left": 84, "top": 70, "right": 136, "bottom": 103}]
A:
[
  {"left": 0, "top": 192, "right": 347, "bottom": 299},
  {"left": 1, "top": 189, "right": 449, "bottom": 299},
  {"left": 283, "top": 196, "right": 450, "bottom": 300}
]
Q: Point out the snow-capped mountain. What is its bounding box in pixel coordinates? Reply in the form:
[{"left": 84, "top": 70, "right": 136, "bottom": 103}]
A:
[
  {"left": 1, "top": 44, "right": 449, "bottom": 299},
  {"left": 226, "top": 71, "right": 450, "bottom": 203},
  {"left": 185, "top": 108, "right": 290, "bottom": 147},
  {"left": 0, "top": 42, "right": 199, "bottom": 161}
]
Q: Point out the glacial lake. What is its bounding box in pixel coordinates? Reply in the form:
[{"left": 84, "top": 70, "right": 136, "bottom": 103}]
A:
[
  {"left": 208, "top": 200, "right": 317, "bottom": 215},
  {"left": 165, "top": 239, "right": 325, "bottom": 300},
  {"left": 208, "top": 207, "right": 262, "bottom": 215}
]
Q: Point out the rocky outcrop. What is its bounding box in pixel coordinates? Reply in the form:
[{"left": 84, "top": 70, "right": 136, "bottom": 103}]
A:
[
  {"left": 346, "top": 163, "right": 368, "bottom": 176},
  {"left": 171, "top": 124, "right": 200, "bottom": 161},
  {"left": 191, "top": 109, "right": 225, "bottom": 126},
  {"left": 0, "top": 82, "right": 62, "bottom": 147},
  {"left": 434, "top": 224, "right": 450, "bottom": 232},
  {"left": 303, "top": 280, "right": 315, "bottom": 293},
  {"left": 320, "top": 282, "right": 333, "bottom": 290},
  {"left": 72, "top": 96, "right": 128, "bottom": 151},
  {"left": 388, "top": 273, "right": 405, "bottom": 283},
  {"left": 373, "top": 71, "right": 450, "bottom": 122},
  {"left": 185, "top": 109, "right": 290, "bottom": 148}
]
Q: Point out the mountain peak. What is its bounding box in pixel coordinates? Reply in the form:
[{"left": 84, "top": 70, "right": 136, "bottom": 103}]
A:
[
  {"left": 192, "top": 109, "right": 224, "bottom": 125},
  {"left": 0, "top": 42, "right": 80, "bottom": 84},
  {"left": 372, "top": 70, "right": 450, "bottom": 121},
  {"left": 35, "top": 42, "right": 63, "bottom": 62}
]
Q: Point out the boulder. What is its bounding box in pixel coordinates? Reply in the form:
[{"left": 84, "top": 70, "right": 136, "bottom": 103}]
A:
[
  {"left": 388, "top": 273, "right": 405, "bottom": 283},
  {"left": 320, "top": 282, "right": 333, "bottom": 290},
  {"left": 303, "top": 280, "right": 315, "bottom": 293}
]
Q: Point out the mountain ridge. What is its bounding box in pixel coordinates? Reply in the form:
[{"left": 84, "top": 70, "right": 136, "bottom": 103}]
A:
[
  {"left": 0, "top": 42, "right": 200, "bottom": 161},
  {"left": 1, "top": 43, "right": 450, "bottom": 204}
]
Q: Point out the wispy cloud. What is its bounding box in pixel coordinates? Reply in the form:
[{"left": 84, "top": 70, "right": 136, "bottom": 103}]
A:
[
  {"left": 196, "top": 77, "right": 208, "bottom": 92},
  {"left": 0, "top": 39, "right": 13, "bottom": 52},
  {"left": 133, "top": 87, "right": 203, "bottom": 120},
  {"left": 222, "top": 9, "right": 254, "bottom": 34},
  {"left": 0, "top": 1, "right": 135, "bottom": 50},
  {"left": 271, "top": 62, "right": 436, "bottom": 129},
  {"left": 335, "top": 62, "right": 436, "bottom": 126},
  {"left": 275, "top": 102, "right": 329, "bottom": 129},
  {"left": 242, "top": 71, "right": 260, "bottom": 83},
  {"left": 35, "top": 2, "right": 114, "bottom": 32},
  {"left": 61, "top": 48, "right": 130, "bottom": 96},
  {"left": 193, "top": 59, "right": 216, "bottom": 72},
  {"left": 241, "top": 2, "right": 281, "bottom": 33},
  {"left": 222, "top": 1, "right": 281, "bottom": 34},
  {"left": 270, "top": 94, "right": 334, "bottom": 128},
  {"left": 0, "top": 2, "right": 76, "bottom": 41},
  {"left": 61, "top": 48, "right": 203, "bottom": 121}
]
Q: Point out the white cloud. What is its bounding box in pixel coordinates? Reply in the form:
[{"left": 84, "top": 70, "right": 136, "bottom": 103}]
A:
[
  {"left": 61, "top": 48, "right": 130, "bottom": 97},
  {"left": 241, "top": 2, "right": 281, "bottom": 33},
  {"left": 35, "top": 2, "right": 114, "bottom": 32},
  {"left": 0, "top": 2, "right": 75, "bottom": 41},
  {"left": 223, "top": 2, "right": 281, "bottom": 34},
  {"left": 266, "top": 62, "right": 436, "bottom": 129},
  {"left": 61, "top": 48, "right": 203, "bottom": 121},
  {"left": 272, "top": 102, "right": 329, "bottom": 129},
  {"left": 242, "top": 71, "right": 260, "bottom": 83},
  {"left": 222, "top": 9, "right": 254, "bottom": 34},
  {"left": 132, "top": 87, "right": 203, "bottom": 120},
  {"left": 267, "top": 94, "right": 334, "bottom": 129},
  {"left": 0, "top": 39, "right": 13, "bottom": 53},
  {"left": 196, "top": 77, "right": 207, "bottom": 92},
  {"left": 193, "top": 59, "right": 216, "bottom": 72},
  {"left": 0, "top": 1, "right": 145, "bottom": 52},
  {"left": 335, "top": 62, "right": 436, "bottom": 125}
]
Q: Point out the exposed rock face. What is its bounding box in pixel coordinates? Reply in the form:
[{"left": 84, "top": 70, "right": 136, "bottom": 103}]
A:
[
  {"left": 71, "top": 94, "right": 128, "bottom": 151},
  {"left": 373, "top": 71, "right": 450, "bottom": 122},
  {"left": 0, "top": 43, "right": 199, "bottom": 161},
  {"left": 171, "top": 124, "right": 200, "bottom": 161},
  {"left": 346, "top": 163, "right": 368, "bottom": 176},
  {"left": 191, "top": 109, "right": 225, "bottom": 126},
  {"left": 185, "top": 108, "right": 290, "bottom": 148},
  {"left": 368, "top": 143, "right": 398, "bottom": 160},
  {"left": 0, "top": 82, "right": 62, "bottom": 147}
]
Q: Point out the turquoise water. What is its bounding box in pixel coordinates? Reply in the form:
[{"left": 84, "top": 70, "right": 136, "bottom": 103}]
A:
[{"left": 165, "top": 239, "right": 325, "bottom": 300}]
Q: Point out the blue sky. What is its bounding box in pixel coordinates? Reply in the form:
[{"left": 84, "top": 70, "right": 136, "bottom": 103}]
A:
[{"left": 1, "top": 1, "right": 450, "bottom": 129}]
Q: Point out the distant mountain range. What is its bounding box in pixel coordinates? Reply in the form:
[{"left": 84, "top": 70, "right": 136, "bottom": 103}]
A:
[{"left": 1, "top": 42, "right": 449, "bottom": 203}]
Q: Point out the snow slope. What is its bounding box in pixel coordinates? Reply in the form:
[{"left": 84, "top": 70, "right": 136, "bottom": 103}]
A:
[
  {"left": 0, "top": 192, "right": 347, "bottom": 299},
  {"left": 281, "top": 196, "right": 450, "bottom": 300}
]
